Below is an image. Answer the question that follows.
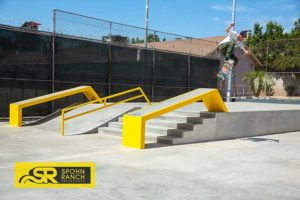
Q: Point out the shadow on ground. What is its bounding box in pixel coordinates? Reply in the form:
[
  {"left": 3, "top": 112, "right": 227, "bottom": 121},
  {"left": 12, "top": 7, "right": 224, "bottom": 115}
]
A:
[{"left": 241, "top": 137, "right": 280, "bottom": 143}]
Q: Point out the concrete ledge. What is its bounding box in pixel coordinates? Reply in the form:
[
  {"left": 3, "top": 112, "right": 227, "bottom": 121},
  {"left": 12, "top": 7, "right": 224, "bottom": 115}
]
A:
[
  {"left": 214, "top": 110, "right": 300, "bottom": 140},
  {"left": 176, "top": 110, "right": 300, "bottom": 144}
]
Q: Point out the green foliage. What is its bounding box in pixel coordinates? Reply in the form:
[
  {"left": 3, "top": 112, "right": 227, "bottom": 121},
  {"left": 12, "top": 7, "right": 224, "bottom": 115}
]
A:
[
  {"left": 291, "top": 16, "right": 300, "bottom": 37},
  {"left": 265, "top": 21, "right": 284, "bottom": 40},
  {"left": 246, "top": 15, "right": 300, "bottom": 72},
  {"left": 243, "top": 70, "right": 274, "bottom": 97},
  {"left": 130, "top": 34, "right": 160, "bottom": 44},
  {"left": 131, "top": 37, "right": 144, "bottom": 44},
  {"left": 147, "top": 34, "right": 160, "bottom": 42}
]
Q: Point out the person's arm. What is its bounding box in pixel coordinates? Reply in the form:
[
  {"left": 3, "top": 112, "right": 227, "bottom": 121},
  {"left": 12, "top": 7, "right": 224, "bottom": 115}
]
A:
[
  {"left": 225, "top": 23, "right": 235, "bottom": 33},
  {"left": 241, "top": 44, "right": 250, "bottom": 54}
]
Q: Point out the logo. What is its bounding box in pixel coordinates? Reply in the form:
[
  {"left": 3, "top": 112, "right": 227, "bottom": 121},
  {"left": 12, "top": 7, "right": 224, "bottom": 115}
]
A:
[{"left": 15, "top": 162, "right": 95, "bottom": 188}]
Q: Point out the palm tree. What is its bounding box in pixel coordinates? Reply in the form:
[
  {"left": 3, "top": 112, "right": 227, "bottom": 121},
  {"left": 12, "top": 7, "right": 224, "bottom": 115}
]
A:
[{"left": 243, "top": 70, "right": 265, "bottom": 97}]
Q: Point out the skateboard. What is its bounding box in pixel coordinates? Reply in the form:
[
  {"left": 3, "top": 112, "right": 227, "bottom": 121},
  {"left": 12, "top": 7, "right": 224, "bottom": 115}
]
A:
[{"left": 217, "top": 59, "right": 235, "bottom": 80}]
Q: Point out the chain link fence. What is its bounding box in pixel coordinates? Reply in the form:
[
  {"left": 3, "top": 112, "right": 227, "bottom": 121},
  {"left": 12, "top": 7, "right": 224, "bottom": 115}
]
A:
[
  {"left": 0, "top": 9, "right": 222, "bottom": 116},
  {"left": 53, "top": 10, "right": 219, "bottom": 55}
]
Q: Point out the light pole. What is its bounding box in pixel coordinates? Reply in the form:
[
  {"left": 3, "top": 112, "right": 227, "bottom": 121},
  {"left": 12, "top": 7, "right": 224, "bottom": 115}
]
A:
[
  {"left": 144, "top": 0, "right": 149, "bottom": 48},
  {"left": 226, "top": 0, "right": 236, "bottom": 102}
]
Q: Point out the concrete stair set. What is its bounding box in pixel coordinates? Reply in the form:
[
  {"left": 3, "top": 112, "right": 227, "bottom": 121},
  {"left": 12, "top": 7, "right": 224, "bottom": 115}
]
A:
[{"left": 98, "top": 110, "right": 216, "bottom": 145}]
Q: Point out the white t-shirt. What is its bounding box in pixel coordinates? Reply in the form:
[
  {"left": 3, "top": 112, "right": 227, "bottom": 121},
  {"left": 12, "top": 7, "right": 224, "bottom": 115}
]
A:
[{"left": 219, "top": 31, "right": 245, "bottom": 50}]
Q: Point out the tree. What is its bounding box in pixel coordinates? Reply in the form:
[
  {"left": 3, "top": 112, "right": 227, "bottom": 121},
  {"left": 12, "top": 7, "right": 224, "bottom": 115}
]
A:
[
  {"left": 291, "top": 15, "right": 300, "bottom": 37},
  {"left": 243, "top": 70, "right": 265, "bottom": 97},
  {"left": 246, "top": 16, "right": 300, "bottom": 71},
  {"left": 246, "top": 22, "right": 264, "bottom": 47},
  {"left": 131, "top": 37, "right": 144, "bottom": 44},
  {"left": 264, "top": 21, "right": 284, "bottom": 40},
  {"left": 147, "top": 34, "right": 160, "bottom": 42}
]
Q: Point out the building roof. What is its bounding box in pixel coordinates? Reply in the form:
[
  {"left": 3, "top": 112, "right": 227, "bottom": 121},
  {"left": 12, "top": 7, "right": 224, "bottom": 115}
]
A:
[
  {"left": 139, "top": 35, "right": 262, "bottom": 66},
  {"left": 143, "top": 36, "right": 221, "bottom": 57}
]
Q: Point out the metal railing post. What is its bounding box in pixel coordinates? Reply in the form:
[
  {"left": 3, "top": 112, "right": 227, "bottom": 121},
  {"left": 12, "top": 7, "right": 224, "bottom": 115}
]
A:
[
  {"left": 144, "top": 0, "right": 149, "bottom": 48},
  {"left": 109, "top": 21, "right": 112, "bottom": 44},
  {"left": 61, "top": 110, "right": 65, "bottom": 136},
  {"left": 264, "top": 40, "right": 269, "bottom": 99},
  {"left": 52, "top": 9, "right": 56, "bottom": 112},
  {"left": 226, "top": 0, "right": 236, "bottom": 102}
]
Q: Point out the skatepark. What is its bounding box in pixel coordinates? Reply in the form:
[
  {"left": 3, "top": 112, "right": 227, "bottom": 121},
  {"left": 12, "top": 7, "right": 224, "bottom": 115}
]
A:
[
  {"left": 1, "top": 1, "right": 300, "bottom": 199},
  {"left": 1, "top": 94, "right": 300, "bottom": 199}
]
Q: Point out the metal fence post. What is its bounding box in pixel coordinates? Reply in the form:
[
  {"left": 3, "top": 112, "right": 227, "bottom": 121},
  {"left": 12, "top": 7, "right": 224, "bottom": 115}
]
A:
[
  {"left": 151, "top": 48, "right": 155, "bottom": 102},
  {"left": 264, "top": 40, "right": 269, "bottom": 98},
  {"left": 144, "top": 0, "right": 149, "bottom": 48},
  {"left": 109, "top": 21, "right": 112, "bottom": 44},
  {"left": 52, "top": 9, "right": 56, "bottom": 112},
  {"left": 187, "top": 37, "right": 191, "bottom": 92}
]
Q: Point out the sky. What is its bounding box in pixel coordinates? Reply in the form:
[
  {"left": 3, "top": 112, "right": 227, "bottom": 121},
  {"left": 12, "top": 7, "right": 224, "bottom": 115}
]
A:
[{"left": 0, "top": 0, "right": 299, "bottom": 38}]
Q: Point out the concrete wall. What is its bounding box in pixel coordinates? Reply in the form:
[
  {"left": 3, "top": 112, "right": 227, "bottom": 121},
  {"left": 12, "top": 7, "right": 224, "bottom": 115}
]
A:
[
  {"left": 172, "top": 110, "right": 300, "bottom": 145},
  {"left": 269, "top": 72, "right": 300, "bottom": 96},
  {"left": 213, "top": 110, "right": 300, "bottom": 140}
]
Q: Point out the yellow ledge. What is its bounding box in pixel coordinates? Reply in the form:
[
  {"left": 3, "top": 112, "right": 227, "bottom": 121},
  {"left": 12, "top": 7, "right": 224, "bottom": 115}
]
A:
[
  {"left": 9, "top": 86, "right": 100, "bottom": 127},
  {"left": 122, "top": 88, "right": 228, "bottom": 149}
]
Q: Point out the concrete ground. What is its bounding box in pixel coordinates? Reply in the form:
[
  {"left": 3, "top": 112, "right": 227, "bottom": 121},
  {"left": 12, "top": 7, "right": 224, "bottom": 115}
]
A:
[{"left": 0, "top": 102, "right": 300, "bottom": 200}]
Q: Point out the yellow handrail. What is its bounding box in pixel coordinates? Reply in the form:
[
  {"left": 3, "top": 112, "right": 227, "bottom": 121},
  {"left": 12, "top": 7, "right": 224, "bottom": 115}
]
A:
[
  {"left": 61, "top": 87, "right": 151, "bottom": 136},
  {"left": 9, "top": 86, "right": 101, "bottom": 127}
]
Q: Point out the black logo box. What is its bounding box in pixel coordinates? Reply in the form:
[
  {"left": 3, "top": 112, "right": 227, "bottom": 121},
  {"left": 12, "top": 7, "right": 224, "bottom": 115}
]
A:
[{"left": 54, "top": 167, "right": 91, "bottom": 184}]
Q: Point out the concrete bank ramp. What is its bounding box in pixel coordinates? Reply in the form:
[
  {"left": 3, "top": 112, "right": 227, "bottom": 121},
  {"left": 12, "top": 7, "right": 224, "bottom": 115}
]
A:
[{"left": 33, "top": 103, "right": 140, "bottom": 135}]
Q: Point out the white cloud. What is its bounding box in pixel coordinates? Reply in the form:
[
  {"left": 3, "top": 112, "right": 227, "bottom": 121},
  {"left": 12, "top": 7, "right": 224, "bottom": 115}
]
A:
[
  {"left": 211, "top": 4, "right": 254, "bottom": 13},
  {"left": 213, "top": 17, "right": 220, "bottom": 22},
  {"left": 211, "top": 5, "right": 232, "bottom": 12}
]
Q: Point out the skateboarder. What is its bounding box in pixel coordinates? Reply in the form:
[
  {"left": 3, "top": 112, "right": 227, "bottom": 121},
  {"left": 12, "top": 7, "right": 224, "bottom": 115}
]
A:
[{"left": 217, "top": 23, "right": 250, "bottom": 80}]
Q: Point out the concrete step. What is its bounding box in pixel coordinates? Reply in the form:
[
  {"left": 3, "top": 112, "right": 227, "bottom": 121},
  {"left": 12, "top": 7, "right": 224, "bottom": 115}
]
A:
[
  {"left": 98, "top": 126, "right": 122, "bottom": 137},
  {"left": 108, "top": 122, "right": 123, "bottom": 129},
  {"left": 110, "top": 120, "right": 195, "bottom": 133},
  {"left": 168, "top": 110, "right": 201, "bottom": 117},
  {"left": 148, "top": 119, "right": 196, "bottom": 129},
  {"left": 118, "top": 113, "right": 213, "bottom": 124},
  {"left": 200, "top": 112, "right": 216, "bottom": 118},
  {"left": 110, "top": 110, "right": 217, "bottom": 146},
  {"left": 177, "top": 123, "right": 194, "bottom": 130},
  {"left": 145, "top": 125, "right": 174, "bottom": 134},
  {"left": 98, "top": 126, "right": 164, "bottom": 142},
  {"left": 115, "top": 119, "right": 179, "bottom": 128},
  {"left": 108, "top": 122, "right": 171, "bottom": 134},
  {"left": 167, "top": 129, "right": 192, "bottom": 137},
  {"left": 147, "top": 119, "right": 180, "bottom": 128},
  {"left": 157, "top": 115, "right": 203, "bottom": 123},
  {"left": 156, "top": 135, "right": 182, "bottom": 145}
]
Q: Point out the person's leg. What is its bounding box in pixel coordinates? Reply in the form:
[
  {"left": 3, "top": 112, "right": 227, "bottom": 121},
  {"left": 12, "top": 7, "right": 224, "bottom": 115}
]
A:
[
  {"left": 225, "top": 41, "right": 236, "bottom": 61},
  {"left": 231, "top": 54, "right": 238, "bottom": 67},
  {"left": 218, "top": 43, "right": 230, "bottom": 58}
]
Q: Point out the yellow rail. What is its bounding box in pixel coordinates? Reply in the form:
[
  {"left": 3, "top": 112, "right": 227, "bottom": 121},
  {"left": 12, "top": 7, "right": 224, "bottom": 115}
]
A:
[
  {"left": 61, "top": 87, "right": 151, "bottom": 136},
  {"left": 9, "top": 86, "right": 101, "bottom": 127},
  {"left": 122, "top": 88, "right": 228, "bottom": 149}
]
